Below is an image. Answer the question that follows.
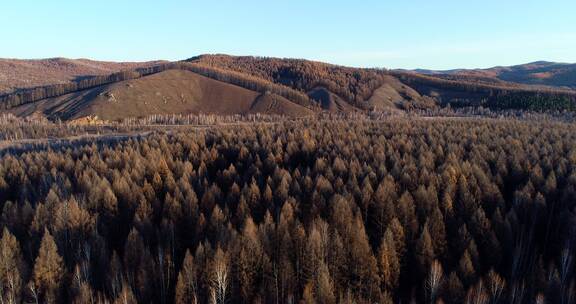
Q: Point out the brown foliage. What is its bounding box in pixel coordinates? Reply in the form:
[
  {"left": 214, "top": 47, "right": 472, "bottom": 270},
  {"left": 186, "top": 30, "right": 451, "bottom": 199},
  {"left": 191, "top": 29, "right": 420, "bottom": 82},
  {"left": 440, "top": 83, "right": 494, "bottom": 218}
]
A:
[{"left": 0, "top": 118, "right": 574, "bottom": 303}]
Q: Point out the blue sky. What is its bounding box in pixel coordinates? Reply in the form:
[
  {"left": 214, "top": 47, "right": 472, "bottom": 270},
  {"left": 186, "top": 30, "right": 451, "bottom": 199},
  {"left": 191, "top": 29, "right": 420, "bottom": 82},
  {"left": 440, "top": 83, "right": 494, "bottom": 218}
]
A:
[{"left": 2, "top": 0, "right": 575, "bottom": 69}]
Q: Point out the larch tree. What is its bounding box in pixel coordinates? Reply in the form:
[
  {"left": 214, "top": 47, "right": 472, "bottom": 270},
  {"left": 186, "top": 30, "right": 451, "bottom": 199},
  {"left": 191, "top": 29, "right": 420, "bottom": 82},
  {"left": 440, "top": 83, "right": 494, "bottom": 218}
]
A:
[
  {"left": 416, "top": 223, "right": 435, "bottom": 278},
  {"left": 175, "top": 249, "right": 198, "bottom": 304},
  {"left": 465, "top": 279, "right": 489, "bottom": 304},
  {"left": 371, "top": 176, "right": 398, "bottom": 241},
  {"left": 315, "top": 261, "right": 335, "bottom": 304},
  {"left": 458, "top": 250, "right": 476, "bottom": 287},
  {"left": 112, "top": 282, "right": 137, "bottom": 304},
  {"left": 378, "top": 228, "right": 400, "bottom": 292},
  {"left": 445, "top": 271, "right": 465, "bottom": 304},
  {"left": 233, "top": 217, "right": 264, "bottom": 302},
  {"left": 302, "top": 282, "right": 315, "bottom": 304},
  {"left": 397, "top": 191, "right": 419, "bottom": 241},
  {"left": 32, "top": 230, "right": 65, "bottom": 303},
  {"left": 388, "top": 218, "right": 406, "bottom": 260},
  {"left": 428, "top": 206, "right": 447, "bottom": 258}
]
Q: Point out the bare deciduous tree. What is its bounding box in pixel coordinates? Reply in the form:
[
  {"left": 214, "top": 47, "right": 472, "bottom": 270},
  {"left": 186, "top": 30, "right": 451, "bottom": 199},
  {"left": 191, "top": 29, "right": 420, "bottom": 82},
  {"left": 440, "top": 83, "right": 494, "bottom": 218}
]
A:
[
  {"left": 486, "top": 269, "right": 505, "bottom": 304},
  {"left": 211, "top": 248, "right": 229, "bottom": 304},
  {"left": 426, "top": 260, "right": 443, "bottom": 304},
  {"left": 465, "top": 279, "right": 488, "bottom": 304}
]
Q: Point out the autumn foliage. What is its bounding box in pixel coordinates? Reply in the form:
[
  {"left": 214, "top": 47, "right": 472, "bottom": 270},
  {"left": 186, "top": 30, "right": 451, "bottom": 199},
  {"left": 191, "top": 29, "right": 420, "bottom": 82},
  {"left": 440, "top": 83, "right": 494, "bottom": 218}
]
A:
[{"left": 0, "top": 119, "right": 575, "bottom": 303}]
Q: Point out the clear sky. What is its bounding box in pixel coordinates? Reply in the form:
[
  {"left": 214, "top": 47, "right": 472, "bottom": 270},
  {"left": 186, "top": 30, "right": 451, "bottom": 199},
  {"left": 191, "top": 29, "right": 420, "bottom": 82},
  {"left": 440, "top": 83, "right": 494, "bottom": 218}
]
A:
[{"left": 2, "top": 0, "right": 575, "bottom": 70}]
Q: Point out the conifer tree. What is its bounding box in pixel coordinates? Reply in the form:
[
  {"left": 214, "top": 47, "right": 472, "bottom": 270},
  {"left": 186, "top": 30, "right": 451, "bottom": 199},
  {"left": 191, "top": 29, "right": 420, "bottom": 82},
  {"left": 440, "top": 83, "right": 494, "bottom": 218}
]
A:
[
  {"left": 33, "top": 230, "right": 64, "bottom": 303},
  {"left": 378, "top": 228, "right": 400, "bottom": 292}
]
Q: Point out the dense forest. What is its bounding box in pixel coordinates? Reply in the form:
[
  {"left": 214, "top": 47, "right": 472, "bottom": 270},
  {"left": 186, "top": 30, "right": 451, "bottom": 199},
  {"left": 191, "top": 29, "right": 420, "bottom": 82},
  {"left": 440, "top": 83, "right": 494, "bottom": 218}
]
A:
[{"left": 0, "top": 119, "right": 574, "bottom": 303}]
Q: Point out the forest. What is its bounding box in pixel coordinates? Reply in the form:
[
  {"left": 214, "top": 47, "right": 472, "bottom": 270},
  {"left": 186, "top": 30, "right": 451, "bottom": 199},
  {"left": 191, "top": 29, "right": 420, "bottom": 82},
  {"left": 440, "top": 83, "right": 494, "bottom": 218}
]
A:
[{"left": 0, "top": 118, "right": 574, "bottom": 303}]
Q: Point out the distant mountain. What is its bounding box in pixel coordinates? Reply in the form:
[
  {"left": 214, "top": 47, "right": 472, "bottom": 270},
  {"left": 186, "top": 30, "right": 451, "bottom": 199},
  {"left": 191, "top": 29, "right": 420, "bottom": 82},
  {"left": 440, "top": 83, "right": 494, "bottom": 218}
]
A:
[{"left": 411, "top": 61, "right": 576, "bottom": 89}]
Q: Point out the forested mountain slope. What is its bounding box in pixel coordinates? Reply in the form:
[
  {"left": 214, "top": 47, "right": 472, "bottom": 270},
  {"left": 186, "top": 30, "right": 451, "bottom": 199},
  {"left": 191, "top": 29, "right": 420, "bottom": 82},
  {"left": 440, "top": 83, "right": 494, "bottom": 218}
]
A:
[
  {"left": 187, "top": 55, "right": 436, "bottom": 110},
  {"left": 393, "top": 71, "right": 576, "bottom": 111},
  {"left": 1, "top": 55, "right": 575, "bottom": 121}
]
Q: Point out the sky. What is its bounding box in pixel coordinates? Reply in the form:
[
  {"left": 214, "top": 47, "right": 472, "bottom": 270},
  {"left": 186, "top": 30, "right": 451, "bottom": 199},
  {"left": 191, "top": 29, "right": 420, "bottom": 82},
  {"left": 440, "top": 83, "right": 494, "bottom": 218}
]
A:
[{"left": 2, "top": 0, "right": 575, "bottom": 70}]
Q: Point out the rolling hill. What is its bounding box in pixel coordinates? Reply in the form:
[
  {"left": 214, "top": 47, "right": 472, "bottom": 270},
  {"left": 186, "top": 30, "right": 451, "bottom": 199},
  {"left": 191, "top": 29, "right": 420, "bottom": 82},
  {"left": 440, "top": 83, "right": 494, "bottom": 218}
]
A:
[
  {"left": 6, "top": 69, "right": 315, "bottom": 121},
  {"left": 0, "top": 55, "right": 575, "bottom": 121}
]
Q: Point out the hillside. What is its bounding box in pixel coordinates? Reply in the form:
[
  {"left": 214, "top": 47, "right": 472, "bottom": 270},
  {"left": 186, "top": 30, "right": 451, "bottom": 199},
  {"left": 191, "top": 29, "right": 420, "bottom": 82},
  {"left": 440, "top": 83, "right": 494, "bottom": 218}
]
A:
[
  {"left": 187, "top": 54, "right": 436, "bottom": 110},
  {"left": 364, "top": 75, "right": 436, "bottom": 110},
  {"left": 0, "top": 58, "right": 163, "bottom": 95},
  {"left": 394, "top": 71, "right": 576, "bottom": 111},
  {"left": 7, "top": 69, "right": 314, "bottom": 121},
  {"left": 0, "top": 56, "right": 428, "bottom": 119},
  {"left": 190, "top": 55, "right": 576, "bottom": 111},
  {"left": 1, "top": 55, "right": 576, "bottom": 120},
  {"left": 188, "top": 55, "right": 576, "bottom": 111},
  {"left": 187, "top": 54, "right": 389, "bottom": 104},
  {"left": 487, "top": 61, "right": 576, "bottom": 88}
]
